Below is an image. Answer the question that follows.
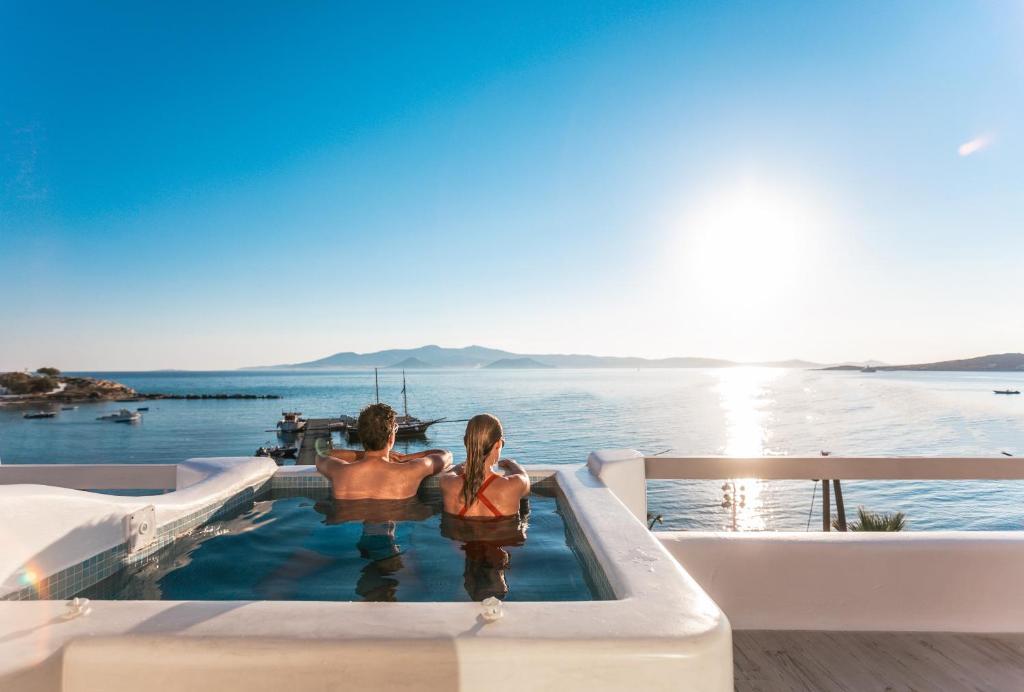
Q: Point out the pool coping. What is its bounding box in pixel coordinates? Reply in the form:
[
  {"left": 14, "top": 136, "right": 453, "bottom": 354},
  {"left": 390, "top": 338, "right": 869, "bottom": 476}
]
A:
[{"left": 0, "top": 459, "right": 732, "bottom": 690}]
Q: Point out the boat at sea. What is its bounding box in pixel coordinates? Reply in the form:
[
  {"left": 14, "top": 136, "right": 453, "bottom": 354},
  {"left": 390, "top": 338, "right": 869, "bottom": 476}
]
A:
[
  {"left": 861, "top": 366, "right": 878, "bottom": 373},
  {"left": 994, "top": 389, "right": 1021, "bottom": 395},
  {"left": 276, "top": 412, "right": 306, "bottom": 434},
  {"left": 342, "top": 369, "right": 443, "bottom": 442},
  {"left": 60, "top": 406, "right": 77, "bottom": 411},
  {"left": 255, "top": 445, "right": 298, "bottom": 462},
  {"left": 96, "top": 409, "right": 142, "bottom": 423},
  {"left": 22, "top": 411, "right": 56, "bottom": 419}
]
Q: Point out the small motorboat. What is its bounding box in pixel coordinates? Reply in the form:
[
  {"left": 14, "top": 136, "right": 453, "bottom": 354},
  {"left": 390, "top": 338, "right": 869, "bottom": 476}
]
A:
[
  {"left": 136, "top": 406, "right": 149, "bottom": 411},
  {"left": 255, "top": 445, "right": 298, "bottom": 461},
  {"left": 97, "top": 409, "right": 142, "bottom": 423},
  {"left": 23, "top": 411, "right": 56, "bottom": 419},
  {"left": 277, "top": 411, "right": 306, "bottom": 434},
  {"left": 994, "top": 390, "right": 1021, "bottom": 395},
  {"left": 61, "top": 406, "right": 77, "bottom": 411}
]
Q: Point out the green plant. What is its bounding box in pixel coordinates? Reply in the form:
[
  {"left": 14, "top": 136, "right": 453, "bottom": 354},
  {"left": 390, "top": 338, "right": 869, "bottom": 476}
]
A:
[
  {"left": 843, "top": 506, "right": 906, "bottom": 532},
  {"left": 0, "top": 372, "right": 58, "bottom": 395},
  {"left": 36, "top": 367, "right": 61, "bottom": 377}
]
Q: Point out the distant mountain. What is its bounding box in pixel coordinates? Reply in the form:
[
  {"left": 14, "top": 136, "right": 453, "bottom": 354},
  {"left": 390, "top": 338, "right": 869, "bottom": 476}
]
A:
[
  {"left": 823, "top": 353, "right": 1024, "bottom": 372},
  {"left": 747, "top": 359, "right": 823, "bottom": 369},
  {"left": 245, "top": 345, "right": 824, "bottom": 370},
  {"left": 833, "top": 359, "right": 888, "bottom": 368},
  {"left": 386, "top": 357, "right": 432, "bottom": 369},
  {"left": 254, "top": 345, "right": 517, "bottom": 369},
  {"left": 484, "top": 357, "right": 555, "bottom": 369}
]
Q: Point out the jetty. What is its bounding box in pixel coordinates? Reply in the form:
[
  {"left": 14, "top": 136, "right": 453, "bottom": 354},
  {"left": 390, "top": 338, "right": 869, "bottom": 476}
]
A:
[{"left": 296, "top": 418, "right": 345, "bottom": 466}]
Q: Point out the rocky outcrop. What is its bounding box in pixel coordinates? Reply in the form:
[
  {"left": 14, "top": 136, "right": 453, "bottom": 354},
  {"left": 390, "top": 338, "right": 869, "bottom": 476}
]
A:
[{"left": 56, "top": 377, "right": 138, "bottom": 401}]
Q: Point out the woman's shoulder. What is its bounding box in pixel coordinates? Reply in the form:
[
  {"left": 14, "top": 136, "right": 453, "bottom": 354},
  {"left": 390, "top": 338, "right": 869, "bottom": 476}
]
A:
[{"left": 439, "top": 470, "right": 463, "bottom": 488}]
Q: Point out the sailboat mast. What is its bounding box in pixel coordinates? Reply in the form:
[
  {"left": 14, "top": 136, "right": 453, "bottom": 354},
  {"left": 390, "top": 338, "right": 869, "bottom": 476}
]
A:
[
  {"left": 402, "top": 370, "right": 408, "bottom": 417},
  {"left": 374, "top": 367, "right": 379, "bottom": 404}
]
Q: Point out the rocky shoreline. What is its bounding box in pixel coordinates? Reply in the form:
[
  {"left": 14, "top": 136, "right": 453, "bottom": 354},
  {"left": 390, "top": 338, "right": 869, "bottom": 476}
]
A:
[
  {"left": 137, "top": 393, "right": 281, "bottom": 400},
  {"left": 0, "top": 374, "right": 280, "bottom": 405}
]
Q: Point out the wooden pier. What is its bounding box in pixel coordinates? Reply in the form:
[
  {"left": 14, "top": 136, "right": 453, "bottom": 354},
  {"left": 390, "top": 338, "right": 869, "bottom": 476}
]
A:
[{"left": 295, "top": 418, "right": 344, "bottom": 465}]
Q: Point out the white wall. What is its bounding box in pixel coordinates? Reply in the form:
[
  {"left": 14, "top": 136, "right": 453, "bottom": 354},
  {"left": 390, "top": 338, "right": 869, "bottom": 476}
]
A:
[{"left": 658, "top": 531, "right": 1024, "bottom": 632}]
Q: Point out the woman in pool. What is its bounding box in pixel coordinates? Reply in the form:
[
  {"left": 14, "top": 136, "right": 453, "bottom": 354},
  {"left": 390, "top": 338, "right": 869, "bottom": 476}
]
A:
[{"left": 440, "top": 414, "right": 530, "bottom": 519}]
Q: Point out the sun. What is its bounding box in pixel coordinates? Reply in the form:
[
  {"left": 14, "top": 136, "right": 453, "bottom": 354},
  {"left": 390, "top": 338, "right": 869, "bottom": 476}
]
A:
[{"left": 679, "top": 180, "right": 820, "bottom": 310}]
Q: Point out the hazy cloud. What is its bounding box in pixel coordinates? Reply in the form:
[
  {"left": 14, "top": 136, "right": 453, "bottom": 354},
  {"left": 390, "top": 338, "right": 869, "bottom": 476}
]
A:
[{"left": 957, "top": 133, "right": 994, "bottom": 157}]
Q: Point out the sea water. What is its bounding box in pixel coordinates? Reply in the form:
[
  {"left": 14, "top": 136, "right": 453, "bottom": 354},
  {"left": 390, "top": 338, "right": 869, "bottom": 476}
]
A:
[{"left": 2, "top": 368, "right": 1024, "bottom": 531}]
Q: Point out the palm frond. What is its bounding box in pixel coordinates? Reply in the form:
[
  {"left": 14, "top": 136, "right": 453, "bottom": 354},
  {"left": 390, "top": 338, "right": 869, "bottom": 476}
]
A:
[{"left": 848, "top": 506, "right": 906, "bottom": 532}]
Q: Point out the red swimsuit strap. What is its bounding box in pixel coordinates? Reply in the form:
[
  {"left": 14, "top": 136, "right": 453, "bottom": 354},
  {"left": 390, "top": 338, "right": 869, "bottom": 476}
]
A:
[{"left": 458, "top": 473, "right": 503, "bottom": 517}]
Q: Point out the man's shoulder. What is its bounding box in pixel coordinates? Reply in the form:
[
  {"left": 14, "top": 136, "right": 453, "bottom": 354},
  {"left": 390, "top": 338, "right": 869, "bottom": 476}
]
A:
[
  {"left": 400, "top": 456, "right": 438, "bottom": 475},
  {"left": 322, "top": 457, "right": 370, "bottom": 477}
]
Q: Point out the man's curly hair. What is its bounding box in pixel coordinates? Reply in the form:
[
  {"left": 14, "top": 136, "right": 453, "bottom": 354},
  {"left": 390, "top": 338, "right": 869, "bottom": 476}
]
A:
[{"left": 358, "top": 403, "right": 396, "bottom": 451}]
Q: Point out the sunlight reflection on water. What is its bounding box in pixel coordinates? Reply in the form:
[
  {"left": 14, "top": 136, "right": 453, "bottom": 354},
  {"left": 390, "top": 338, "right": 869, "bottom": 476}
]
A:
[{"left": 714, "top": 367, "right": 783, "bottom": 530}]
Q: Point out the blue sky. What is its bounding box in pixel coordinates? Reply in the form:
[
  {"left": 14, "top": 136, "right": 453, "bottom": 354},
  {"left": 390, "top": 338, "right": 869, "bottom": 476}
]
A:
[{"left": 2, "top": 1, "right": 1022, "bottom": 370}]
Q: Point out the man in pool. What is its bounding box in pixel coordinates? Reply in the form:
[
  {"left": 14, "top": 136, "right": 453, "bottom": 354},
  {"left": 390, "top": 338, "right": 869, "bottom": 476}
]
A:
[{"left": 315, "top": 403, "right": 452, "bottom": 500}]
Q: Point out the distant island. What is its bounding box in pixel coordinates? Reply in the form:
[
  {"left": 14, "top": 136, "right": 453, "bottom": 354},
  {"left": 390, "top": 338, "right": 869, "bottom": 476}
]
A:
[
  {"left": 823, "top": 353, "right": 1024, "bottom": 372},
  {"left": 242, "top": 345, "right": 1024, "bottom": 373},
  {"left": 247, "top": 344, "right": 823, "bottom": 370},
  {"left": 484, "top": 357, "right": 556, "bottom": 369},
  {"left": 385, "top": 357, "right": 432, "bottom": 369}
]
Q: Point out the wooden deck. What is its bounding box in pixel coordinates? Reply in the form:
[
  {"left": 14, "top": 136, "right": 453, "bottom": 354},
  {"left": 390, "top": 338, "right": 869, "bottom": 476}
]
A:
[
  {"left": 734, "top": 631, "right": 1024, "bottom": 691},
  {"left": 295, "top": 418, "right": 342, "bottom": 466}
]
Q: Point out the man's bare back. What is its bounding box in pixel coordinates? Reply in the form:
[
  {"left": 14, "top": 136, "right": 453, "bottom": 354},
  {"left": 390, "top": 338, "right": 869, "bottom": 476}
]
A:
[
  {"left": 316, "top": 448, "right": 452, "bottom": 500},
  {"left": 317, "top": 403, "right": 452, "bottom": 500}
]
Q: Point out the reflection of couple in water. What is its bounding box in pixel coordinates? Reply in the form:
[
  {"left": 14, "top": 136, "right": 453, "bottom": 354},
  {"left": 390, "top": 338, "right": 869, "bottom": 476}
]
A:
[
  {"left": 313, "top": 497, "right": 432, "bottom": 601},
  {"left": 314, "top": 405, "right": 531, "bottom": 601},
  {"left": 441, "top": 506, "right": 529, "bottom": 601}
]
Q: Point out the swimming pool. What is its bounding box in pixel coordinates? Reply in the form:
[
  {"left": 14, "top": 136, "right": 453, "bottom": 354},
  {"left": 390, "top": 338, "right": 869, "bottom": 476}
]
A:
[{"left": 79, "top": 486, "right": 605, "bottom": 602}]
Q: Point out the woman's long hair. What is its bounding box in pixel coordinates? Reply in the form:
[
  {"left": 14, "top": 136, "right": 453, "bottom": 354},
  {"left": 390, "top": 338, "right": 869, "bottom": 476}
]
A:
[{"left": 462, "top": 414, "right": 503, "bottom": 509}]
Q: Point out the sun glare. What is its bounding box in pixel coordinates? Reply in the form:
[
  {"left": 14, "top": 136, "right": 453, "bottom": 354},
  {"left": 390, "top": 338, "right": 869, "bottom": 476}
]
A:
[{"left": 678, "top": 181, "right": 821, "bottom": 310}]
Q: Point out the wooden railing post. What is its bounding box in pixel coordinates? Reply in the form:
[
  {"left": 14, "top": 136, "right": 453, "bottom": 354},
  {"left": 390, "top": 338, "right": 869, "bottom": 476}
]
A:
[
  {"left": 821, "top": 479, "right": 831, "bottom": 532},
  {"left": 833, "top": 479, "right": 847, "bottom": 531}
]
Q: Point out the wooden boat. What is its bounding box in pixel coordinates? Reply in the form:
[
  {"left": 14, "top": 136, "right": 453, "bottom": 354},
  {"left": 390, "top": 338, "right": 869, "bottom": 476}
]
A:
[
  {"left": 994, "top": 390, "right": 1021, "bottom": 395},
  {"left": 23, "top": 411, "right": 56, "bottom": 419},
  {"left": 343, "top": 369, "right": 443, "bottom": 442}
]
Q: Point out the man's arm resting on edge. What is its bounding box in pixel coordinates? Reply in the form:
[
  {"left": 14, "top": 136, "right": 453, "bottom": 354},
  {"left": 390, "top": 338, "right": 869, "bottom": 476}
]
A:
[
  {"left": 415, "top": 449, "right": 454, "bottom": 476},
  {"left": 316, "top": 448, "right": 361, "bottom": 476}
]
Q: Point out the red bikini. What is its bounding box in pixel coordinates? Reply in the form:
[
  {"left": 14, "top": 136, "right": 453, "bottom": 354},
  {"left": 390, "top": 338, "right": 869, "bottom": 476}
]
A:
[{"left": 458, "top": 474, "right": 503, "bottom": 517}]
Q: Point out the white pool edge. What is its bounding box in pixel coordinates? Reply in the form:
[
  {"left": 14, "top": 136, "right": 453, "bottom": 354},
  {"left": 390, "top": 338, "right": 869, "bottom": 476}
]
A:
[{"left": 0, "top": 459, "right": 733, "bottom": 692}]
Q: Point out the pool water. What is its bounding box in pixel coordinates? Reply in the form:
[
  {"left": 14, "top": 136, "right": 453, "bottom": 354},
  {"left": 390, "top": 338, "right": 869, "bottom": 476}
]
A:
[{"left": 81, "top": 489, "right": 604, "bottom": 602}]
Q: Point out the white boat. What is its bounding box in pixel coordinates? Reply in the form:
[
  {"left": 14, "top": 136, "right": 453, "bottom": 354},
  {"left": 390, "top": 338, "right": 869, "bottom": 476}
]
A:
[
  {"left": 276, "top": 411, "right": 305, "bottom": 434},
  {"left": 96, "top": 409, "right": 141, "bottom": 423}
]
